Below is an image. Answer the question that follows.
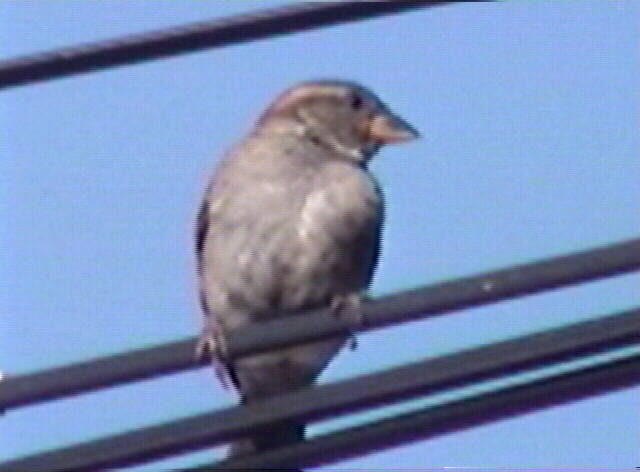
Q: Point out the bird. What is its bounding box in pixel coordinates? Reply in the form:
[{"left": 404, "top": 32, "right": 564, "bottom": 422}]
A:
[{"left": 195, "top": 80, "right": 418, "bottom": 468}]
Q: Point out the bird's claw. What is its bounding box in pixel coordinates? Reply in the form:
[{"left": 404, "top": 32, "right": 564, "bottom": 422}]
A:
[
  {"left": 196, "top": 321, "right": 233, "bottom": 390},
  {"left": 347, "top": 333, "right": 359, "bottom": 351},
  {"left": 330, "top": 294, "right": 364, "bottom": 351}
]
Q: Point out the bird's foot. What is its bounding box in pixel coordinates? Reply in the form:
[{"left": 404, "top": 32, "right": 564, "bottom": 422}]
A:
[
  {"left": 196, "top": 320, "right": 233, "bottom": 390},
  {"left": 330, "top": 294, "right": 364, "bottom": 351}
]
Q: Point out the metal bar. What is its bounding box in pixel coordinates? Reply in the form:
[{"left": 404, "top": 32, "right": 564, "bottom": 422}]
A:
[
  {"left": 207, "top": 354, "right": 640, "bottom": 470},
  {"left": 230, "top": 237, "right": 640, "bottom": 358},
  {"left": 1, "top": 238, "right": 638, "bottom": 411},
  {"left": 1, "top": 308, "right": 638, "bottom": 471},
  {"left": 0, "top": 1, "right": 455, "bottom": 89}
]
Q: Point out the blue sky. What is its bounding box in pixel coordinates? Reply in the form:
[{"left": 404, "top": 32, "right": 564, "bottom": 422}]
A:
[{"left": 1, "top": 0, "right": 638, "bottom": 469}]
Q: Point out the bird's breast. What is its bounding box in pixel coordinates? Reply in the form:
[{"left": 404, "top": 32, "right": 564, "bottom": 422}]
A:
[{"left": 203, "top": 161, "right": 381, "bottom": 320}]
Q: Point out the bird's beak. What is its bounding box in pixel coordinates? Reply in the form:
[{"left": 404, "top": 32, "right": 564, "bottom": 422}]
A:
[{"left": 367, "top": 112, "right": 419, "bottom": 144}]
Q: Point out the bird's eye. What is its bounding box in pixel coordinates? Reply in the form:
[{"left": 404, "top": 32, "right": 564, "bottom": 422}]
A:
[{"left": 350, "top": 95, "right": 363, "bottom": 110}]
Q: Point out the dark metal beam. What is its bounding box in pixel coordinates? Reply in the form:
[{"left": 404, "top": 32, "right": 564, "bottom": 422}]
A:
[
  {"left": 0, "top": 1, "right": 456, "bottom": 89},
  {"left": 1, "top": 237, "right": 638, "bottom": 411},
  {"left": 1, "top": 307, "right": 638, "bottom": 471},
  {"left": 206, "top": 353, "right": 640, "bottom": 470}
]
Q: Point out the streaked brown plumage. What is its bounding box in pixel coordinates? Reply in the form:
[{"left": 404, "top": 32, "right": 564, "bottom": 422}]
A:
[{"left": 195, "top": 80, "right": 418, "bottom": 467}]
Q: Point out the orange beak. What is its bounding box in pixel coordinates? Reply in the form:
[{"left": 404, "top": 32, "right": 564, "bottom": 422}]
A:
[{"left": 367, "top": 112, "right": 419, "bottom": 144}]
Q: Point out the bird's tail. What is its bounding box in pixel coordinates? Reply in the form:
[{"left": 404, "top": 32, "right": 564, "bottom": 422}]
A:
[
  {"left": 223, "top": 357, "right": 313, "bottom": 471},
  {"left": 224, "top": 338, "right": 345, "bottom": 470},
  {"left": 228, "top": 417, "right": 305, "bottom": 471}
]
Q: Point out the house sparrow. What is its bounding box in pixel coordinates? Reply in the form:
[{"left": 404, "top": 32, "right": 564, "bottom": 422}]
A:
[{"left": 195, "top": 80, "right": 418, "bottom": 465}]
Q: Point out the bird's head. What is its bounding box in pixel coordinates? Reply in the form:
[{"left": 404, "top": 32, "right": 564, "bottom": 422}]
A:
[{"left": 257, "top": 80, "right": 419, "bottom": 162}]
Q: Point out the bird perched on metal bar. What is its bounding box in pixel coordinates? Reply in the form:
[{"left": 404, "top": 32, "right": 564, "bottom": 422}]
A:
[{"left": 195, "top": 80, "right": 418, "bottom": 468}]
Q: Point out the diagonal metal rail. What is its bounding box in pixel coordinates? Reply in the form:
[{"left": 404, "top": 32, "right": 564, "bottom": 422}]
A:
[
  {"left": 1, "top": 237, "right": 638, "bottom": 411},
  {"left": 204, "top": 353, "right": 640, "bottom": 470},
  {"left": 0, "top": 1, "right": 458, "bottom": 89},
  {"left": 1, "top": 307, "right": 638, "bottom": 471}
]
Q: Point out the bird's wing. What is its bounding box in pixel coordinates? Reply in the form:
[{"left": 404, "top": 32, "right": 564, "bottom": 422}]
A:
[{"left": 195, "top": 195, "right": 211, "bottom": 316}]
